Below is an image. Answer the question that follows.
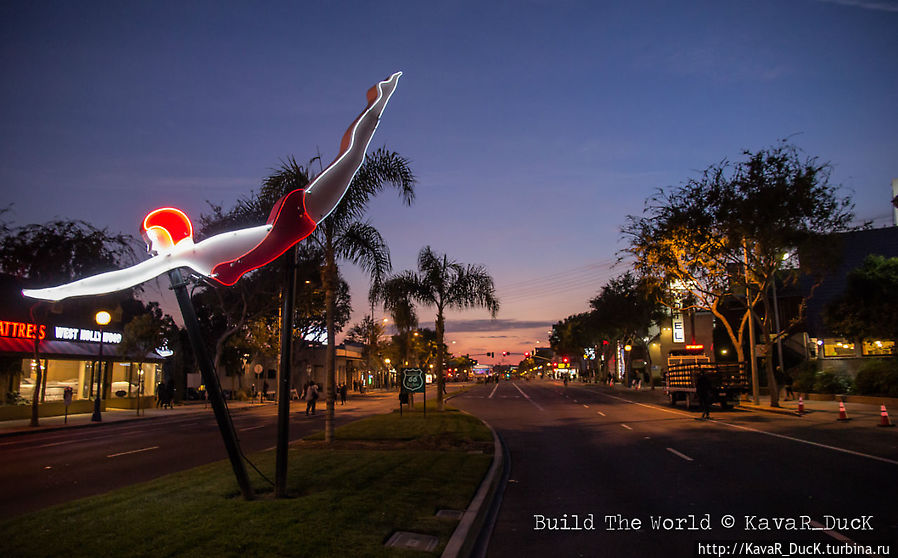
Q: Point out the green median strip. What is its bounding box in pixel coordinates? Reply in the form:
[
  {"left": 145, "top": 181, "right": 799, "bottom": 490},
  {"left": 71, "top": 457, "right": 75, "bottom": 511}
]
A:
[{"left": 1, "top": 406, "right": 493, "bottom": 558}]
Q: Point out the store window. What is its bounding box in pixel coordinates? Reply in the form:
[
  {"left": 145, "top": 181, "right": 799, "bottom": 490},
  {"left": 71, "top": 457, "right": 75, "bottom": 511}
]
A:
[
  {"left": 822, "top": 338, "right": 856, "bottom": 358},
  {"left": 862, "top": 339, "right": 896, "bottom": 356},
  {"left": 18, "top": 359, "right": 159, "bottom": 401},
  {"left": 19, "top": 359, "right": 85, "bottom": 401}
]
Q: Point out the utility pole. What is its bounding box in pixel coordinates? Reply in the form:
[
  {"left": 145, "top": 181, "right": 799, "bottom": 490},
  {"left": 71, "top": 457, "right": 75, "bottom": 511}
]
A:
[{"left": 744, "top": 240, "right": 759, "bottom": 405}]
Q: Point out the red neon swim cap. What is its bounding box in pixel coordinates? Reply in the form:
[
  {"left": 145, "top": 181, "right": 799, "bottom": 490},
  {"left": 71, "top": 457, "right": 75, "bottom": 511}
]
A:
[{"left": 141, "top": 207, "right": 193, "bottom": 252}]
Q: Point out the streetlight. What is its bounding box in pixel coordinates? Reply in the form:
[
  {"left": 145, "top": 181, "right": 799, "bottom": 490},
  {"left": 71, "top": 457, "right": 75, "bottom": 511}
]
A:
[{"left": 91, "top": 310, "right": 111, "bottom": 422}]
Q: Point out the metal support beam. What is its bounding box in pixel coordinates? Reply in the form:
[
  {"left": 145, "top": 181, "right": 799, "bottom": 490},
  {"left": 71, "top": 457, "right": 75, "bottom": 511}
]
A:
[
  {"left": 276, "top": 246, "right": 296, "bottom": 497},
  {"left": 168, "top": 268, "right": 254, "bottom": 501}
]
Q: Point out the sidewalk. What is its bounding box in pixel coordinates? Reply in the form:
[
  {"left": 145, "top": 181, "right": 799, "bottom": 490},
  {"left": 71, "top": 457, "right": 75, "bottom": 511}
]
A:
[
  {"left": 572, "top": 381, "right": 895, "bottom": 423},
  {"left": 0, "top": 387, "right": 404, "bottom": 438}
]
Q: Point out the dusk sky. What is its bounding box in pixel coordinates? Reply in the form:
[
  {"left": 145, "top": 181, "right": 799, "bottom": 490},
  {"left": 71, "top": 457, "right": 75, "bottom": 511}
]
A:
[{"left": 2, "top": 0, "right": 896, "bottom": 364}]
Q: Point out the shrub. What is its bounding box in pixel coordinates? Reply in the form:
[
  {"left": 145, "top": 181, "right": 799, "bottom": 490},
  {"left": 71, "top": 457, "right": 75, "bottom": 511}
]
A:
[
  {"left": 855, "top": 359, "right": 898, "bottom": 397},
  {"left": 788, "top": 361, "right": 818, "bottom": 393},
  {"left": 812, "top": 371, "right": 854, "bottom": 394}
]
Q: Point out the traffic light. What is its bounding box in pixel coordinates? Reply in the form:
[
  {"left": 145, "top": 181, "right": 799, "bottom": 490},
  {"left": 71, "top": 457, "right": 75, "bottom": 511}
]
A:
[
  {"left": 563, "top": 356, "right": 570, "bottom": 363},
  {"left": 502, "top": 351, "right": 509, "bottom": 356}
]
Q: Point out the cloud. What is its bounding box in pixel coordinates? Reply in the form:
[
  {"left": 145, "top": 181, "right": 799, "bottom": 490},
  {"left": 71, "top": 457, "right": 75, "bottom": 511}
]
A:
[
  {"left": 445, "top": 319, "right": 552, "bottom": 333},
  {"left": 815, "top": 0, "right": 898, "bottom": 12}
]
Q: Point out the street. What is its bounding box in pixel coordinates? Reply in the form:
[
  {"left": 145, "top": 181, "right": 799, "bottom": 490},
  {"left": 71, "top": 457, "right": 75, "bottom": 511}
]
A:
[
  {"left": 452, "top": 379, "right": 898, "bottom": 558},
  {"left": 0, "top": 389, "right": 408, "bottom": 519}
]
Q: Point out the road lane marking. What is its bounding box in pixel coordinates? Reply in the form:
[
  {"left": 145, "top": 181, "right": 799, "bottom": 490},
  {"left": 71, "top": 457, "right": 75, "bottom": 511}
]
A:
[
  {"left": 582, "top": 404, "right": 589, "bottom": 408},
  {"left": 510, "top": 382, "right": 544, "bottom": 411},
  {"left": 621, "top": 424, "right": 632, "bottom": 430},
  {"left": 239, "top": 425, "right": 265, "bottom": 432},
  {"left": 596, "top": 411, "right": 606, "bottom": 417},
  {"left": 36, "top": 440, "right": 78, "bottom": 449},
  {"left": 488, "top": 383, "right": 500, "bottom": 399},
  {"left": 666, "top": 447, "right": 694, "bottom": 462},
  {"left": 596, "top": 390, "right": 898, "bottom": 466},
  {"left": 107, "top": 446, "right": 159, "bottom": 458},
  {"left": 716, "top": 420, "right": 898, "bottom": 466}
]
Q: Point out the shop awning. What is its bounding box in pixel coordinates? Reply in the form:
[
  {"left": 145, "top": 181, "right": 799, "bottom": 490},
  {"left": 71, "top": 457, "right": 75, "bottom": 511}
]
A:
[{"left": 0, "top": 337, "right": 164, "bottom": 361}]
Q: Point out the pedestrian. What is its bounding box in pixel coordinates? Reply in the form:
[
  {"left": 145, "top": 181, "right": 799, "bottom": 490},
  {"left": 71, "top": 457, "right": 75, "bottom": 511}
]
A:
[
  {"left": 262, "top": 380, "right": 269, "bottom": 403},
  {"left": 783, "top": 369, "right": 795, "bottom": 401},
  {"left": 304, "top": 381, "right": 319, "bottom": 415},
  {"left": 164, "top": 383, "right": 174, "bottom": 409},
  {"left": 340, "top": 383, "right": 347, "bottom": 405},
  {"left": 156, "top": 382, "right": 165, "bottom": 408},
  {"left": 696, "top": 370, "right": 712, "bottom": 419}
]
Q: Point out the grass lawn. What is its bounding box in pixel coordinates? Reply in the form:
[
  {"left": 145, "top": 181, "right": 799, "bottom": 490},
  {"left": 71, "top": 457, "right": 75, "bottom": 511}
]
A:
[{"left": 1, "top": 406, "right": 493, "bottom": 557}]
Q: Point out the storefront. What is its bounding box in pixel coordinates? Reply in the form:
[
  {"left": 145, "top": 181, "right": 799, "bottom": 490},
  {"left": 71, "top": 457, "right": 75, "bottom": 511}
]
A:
[{"left": 1, "top": 315, "right": 164, "bottom": 418}]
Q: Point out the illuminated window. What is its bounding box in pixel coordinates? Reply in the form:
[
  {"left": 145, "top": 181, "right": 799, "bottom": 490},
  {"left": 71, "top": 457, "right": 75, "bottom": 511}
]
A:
[
  {"left": 822, "top": 338, "right": 856, "bottom": 357},
  {"left": 862, "top": 339, "right": 896, "bottom": 356}
]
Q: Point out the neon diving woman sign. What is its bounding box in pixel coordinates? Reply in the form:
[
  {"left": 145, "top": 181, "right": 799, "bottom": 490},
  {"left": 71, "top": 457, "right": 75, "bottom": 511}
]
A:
[{"left": 23, "top": 72, "right": 402, "bottom": 302}]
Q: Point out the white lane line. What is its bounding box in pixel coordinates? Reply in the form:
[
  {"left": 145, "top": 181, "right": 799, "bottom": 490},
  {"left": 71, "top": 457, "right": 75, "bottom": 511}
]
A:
[
  {"left": 488, "top": 383, "right": 500, "bottom": 399},
  {"left": 37, "top": 440, "right": 78, "bottom": 449},
  {"left": 239, "top": 425, "right": 265, "bottom": 432},
  {"left": 510, "top": 382, "right": 544, "bottom": 411},
  {"left": 621, "top": 424, "right": 632, "bottom": 430},
  {"left": 666, "top": 447, "right": 694, "bottom": 462},
  {"left": 596, "top": 391, "right": 898, "bottom": 467},
  {"left": 596, "top": 411, "right": 606, "bottom": 417},
  {"left": 716, "top": 420, "right": 898, "bottom": 467},
  {"left": 107, "top": 446, "right": 159, "bottom": 458},
  {"left": 582, "top": 404, "right": 589, "bottom": 408}
]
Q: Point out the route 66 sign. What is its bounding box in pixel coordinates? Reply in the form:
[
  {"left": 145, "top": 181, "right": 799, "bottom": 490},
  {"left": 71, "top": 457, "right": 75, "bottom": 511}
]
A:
[{"left": 401, "top": 368, "right": 425, "bottom": 393}]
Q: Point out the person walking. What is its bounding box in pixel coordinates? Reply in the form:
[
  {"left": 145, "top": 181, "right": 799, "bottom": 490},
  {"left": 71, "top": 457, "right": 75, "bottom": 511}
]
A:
[
  {"left": 696, "top": 370, "right": 713, "bottom": 419},
  {"left": 339, "top": 383, "right": 347, "bottom": 405},
  {"left": 304, "top": 381, "right": 319, "bottom": 415}
]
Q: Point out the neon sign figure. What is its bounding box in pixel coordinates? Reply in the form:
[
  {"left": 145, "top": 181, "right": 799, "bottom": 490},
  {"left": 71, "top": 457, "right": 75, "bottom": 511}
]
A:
[{"left": 23, "top": 72, "right": 402, "bottom": 301}]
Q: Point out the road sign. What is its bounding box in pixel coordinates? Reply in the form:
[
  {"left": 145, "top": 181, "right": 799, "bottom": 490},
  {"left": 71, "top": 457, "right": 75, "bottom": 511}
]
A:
[{"left": 401, "top": 368, "right": 425, "bottom": 393}]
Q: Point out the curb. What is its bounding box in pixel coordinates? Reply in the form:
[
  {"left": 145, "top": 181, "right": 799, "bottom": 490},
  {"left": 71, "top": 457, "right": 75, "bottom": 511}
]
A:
[
  {"left": 0, "top": 402, "right": 257, "bottom": 439},
  {"left": 736, "top": 403, "right": 802, "bottom": 417},
  {"left": 441, "top": 417, "right": 505, "bottom": 558}
]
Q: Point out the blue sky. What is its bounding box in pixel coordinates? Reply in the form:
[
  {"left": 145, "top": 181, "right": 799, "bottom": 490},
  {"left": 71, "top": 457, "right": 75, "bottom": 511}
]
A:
[{"left": 2, "top": 0, "right": 896, "bottom": 362}]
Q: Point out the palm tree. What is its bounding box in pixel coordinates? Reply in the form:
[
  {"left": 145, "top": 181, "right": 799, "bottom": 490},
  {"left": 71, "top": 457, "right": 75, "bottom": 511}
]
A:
[
  {"left": 379, "top": 246, "right": 499, "bottom": 410},
  {"left": 267, "top": 149, "right": 415, "bottom": 442}
]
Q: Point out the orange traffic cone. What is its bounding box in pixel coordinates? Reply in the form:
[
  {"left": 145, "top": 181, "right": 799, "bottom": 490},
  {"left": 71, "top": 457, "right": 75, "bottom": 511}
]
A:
[
  {"left": 797, "top": 396, "right": 805, "bottom": 416},
  {"left": 837, "top": 400, "right": 851, "bottom": 421},
  {"left": 879, "top": 404, "right": 894, "bottom": 427}
]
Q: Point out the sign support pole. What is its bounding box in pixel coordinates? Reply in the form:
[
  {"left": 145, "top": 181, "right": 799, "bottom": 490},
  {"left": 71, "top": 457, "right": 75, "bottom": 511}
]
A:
[
  {"left": 168, "top": 268, "right": 254, "bottom": 501},
  {"left": 275, "top": 246, "right": 296, "bottom": 498}
]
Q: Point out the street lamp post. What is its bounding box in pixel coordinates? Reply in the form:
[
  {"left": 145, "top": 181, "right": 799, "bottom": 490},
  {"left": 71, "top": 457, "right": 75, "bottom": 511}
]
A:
[{"left": 91, "top": 310, "right": 111, "bottom": 422}]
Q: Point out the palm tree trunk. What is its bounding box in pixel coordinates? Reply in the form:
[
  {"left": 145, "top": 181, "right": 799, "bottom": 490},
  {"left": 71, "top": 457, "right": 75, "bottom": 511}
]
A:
[
  {"left": 324, "top": 236, "right": 337, "bottom": 443},
  {"left": 435, "top": 309, "right": 445, "bottom": 411}
]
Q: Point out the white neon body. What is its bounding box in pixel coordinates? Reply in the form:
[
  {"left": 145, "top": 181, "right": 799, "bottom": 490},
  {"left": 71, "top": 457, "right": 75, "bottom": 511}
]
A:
[
  {"left": 22, "top": 225, "right": 272, "bottom": 301},
  {"left": 304, "top": 71, "right": 401, "bottom": 222},
  {"left": 22, "top": 72, "right": 402, "bottom": 302}
]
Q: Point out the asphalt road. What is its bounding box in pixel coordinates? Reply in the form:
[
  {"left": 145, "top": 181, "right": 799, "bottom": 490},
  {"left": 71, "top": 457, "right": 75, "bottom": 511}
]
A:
[
  {"left": 0, "top": 389, "right": 407, "bottom": 519},
  {"left": 452, "top": 380, "right": 898, "bottom": 558}
]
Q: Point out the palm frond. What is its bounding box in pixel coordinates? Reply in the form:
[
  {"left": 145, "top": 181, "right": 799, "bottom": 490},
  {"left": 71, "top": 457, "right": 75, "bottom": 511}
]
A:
[{"left": 334, "top": 221, "right": 392, "bottom": 285}]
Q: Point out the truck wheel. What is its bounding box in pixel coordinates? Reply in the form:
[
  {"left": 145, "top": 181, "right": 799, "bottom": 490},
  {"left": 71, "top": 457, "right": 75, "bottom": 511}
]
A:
[{"left": 669, "top": 393, "right": 677, "bottom": 406}]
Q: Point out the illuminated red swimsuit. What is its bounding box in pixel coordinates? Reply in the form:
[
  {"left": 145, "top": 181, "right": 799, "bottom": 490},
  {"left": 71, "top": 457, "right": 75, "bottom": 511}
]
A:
[{"left": 210, "top": 189, "right": 316, "bottom": 286}]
